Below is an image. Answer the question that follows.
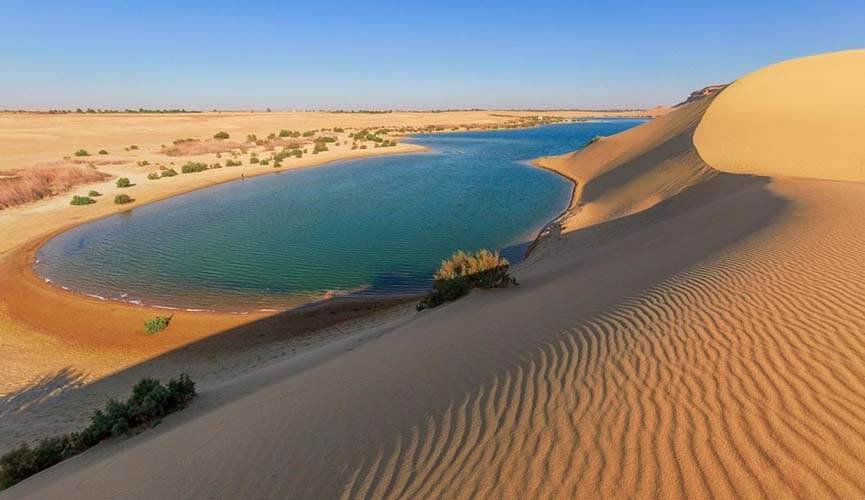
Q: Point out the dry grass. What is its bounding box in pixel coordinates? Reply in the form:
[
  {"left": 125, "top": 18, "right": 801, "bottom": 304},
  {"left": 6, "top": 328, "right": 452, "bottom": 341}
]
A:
[
  {"left": 0, "top": 163, "right": 110, "bottom": 209},
  {"left": 434, "top": 249, "right": 510, "bottom": 281},
  {"left": 159, "top": 139, "right": 247, "bottom": 157}
]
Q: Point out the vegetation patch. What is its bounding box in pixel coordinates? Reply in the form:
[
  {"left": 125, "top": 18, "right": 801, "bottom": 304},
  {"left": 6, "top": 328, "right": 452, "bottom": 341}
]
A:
[
  {"left": 160, "top": 168, "right": 178, "bottom": 178},
  {"left": 181, "top": 162, "right": 209, "bottom": 174},
  {"left": 0, "top": 374, "right": 196, "bottom": 490},
  {"left": 144, "top": 315, "right": 171, "bottom": 334},
  {"left": 73, "top": 149, "right": 90, "bottom": 157},
  {"left": 115, "top": 177, "right": 132, "bottom": 188},
  {"left": 417, "top": 249, "right": 517, "bottom": 310},
  {"left": 70, "top": 195, "right": 95, "bottom": 206},
  {"left": 87, "top": 190, "right": 102, "bottom": 197},
  {"left": 213, "top": 131, "right": 230, "bottom": 140},
  {"left": 114, "top": 194, "right": 133, "bottom": 204}
]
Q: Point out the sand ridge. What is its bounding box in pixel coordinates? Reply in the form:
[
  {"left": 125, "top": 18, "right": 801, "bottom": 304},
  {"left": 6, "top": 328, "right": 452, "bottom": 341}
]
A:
[{"left": 4, "top": 50, "right": 865, "bottom": 498}]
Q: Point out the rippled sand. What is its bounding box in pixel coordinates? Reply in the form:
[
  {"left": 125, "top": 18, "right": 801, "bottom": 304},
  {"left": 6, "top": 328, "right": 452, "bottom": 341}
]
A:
[{"left": 6, "top": 50, "right": 865, "bottom": 498}]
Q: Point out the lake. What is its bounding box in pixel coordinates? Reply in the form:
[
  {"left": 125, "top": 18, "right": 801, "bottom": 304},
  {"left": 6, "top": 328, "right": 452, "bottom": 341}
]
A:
[{"left": 35, "top": 120, "right": 643, "bottom": 311}]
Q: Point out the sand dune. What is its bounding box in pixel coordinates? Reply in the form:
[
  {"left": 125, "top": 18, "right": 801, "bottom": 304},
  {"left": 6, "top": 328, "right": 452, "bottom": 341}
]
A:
[
  {"left": 695, "top": 49, "right": 865, "bottom": 182},
  {"left": 6, "top": 50, "right": 865, "bottom": 498}
]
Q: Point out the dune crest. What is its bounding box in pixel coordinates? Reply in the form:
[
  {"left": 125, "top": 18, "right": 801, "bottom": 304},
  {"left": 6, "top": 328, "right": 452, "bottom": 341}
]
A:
[{"left": 695, "top": 49, "right": 865, "bottom": 182}]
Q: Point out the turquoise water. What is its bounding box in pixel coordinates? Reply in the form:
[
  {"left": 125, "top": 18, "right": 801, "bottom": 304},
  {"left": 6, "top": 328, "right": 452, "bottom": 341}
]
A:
[{"left": 36, "top": 120, "right": 643, "bottom": 311}]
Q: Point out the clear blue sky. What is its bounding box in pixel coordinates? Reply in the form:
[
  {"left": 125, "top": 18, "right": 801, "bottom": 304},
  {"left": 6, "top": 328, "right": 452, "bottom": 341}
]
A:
[{"left": 2, "top": 0, "right": 863, "bottom": 110}]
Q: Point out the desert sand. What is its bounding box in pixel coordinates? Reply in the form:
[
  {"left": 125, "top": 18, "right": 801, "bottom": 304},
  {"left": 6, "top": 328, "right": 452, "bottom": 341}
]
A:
[{"left": 4, "top": 49, "right": 865, "bottom": 498}]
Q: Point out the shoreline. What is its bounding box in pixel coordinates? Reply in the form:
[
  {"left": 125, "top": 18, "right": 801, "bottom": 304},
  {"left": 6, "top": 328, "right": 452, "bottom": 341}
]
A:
[
  {"left": 19, "top": 119, "right": 609, "bottom": 318},
  {"left": 523, "top": 157, "right": 580, "bottom": 255}
]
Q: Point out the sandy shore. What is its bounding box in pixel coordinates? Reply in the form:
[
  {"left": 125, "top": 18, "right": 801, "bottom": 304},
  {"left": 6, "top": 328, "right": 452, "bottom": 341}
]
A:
[{"left": 5, "top": 50, "right": 865, "bottom": 498}]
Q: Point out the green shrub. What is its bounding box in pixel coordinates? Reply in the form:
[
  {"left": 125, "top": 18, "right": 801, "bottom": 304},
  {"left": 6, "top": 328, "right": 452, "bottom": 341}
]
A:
[
  {"left": 259, "top": 159, "right": 270, "bottom": 166},
  {"left": 0, "top": 375, "right": 195, "bottom": 490},
  {"left": 144, "top": 315, "right": 171, "bottom": 334},
  {"left": 114, "top": 194, "right": 133, "bottom": 204},
  {"left": 313, "top": 142, "right": 328, "bottom": 154},
  {"left": 181, "top": 162, "right": 208, "bottom": 174},
  {"left": 225, "top": 159, "right": 242, "bottom": 167},
  {"left": 210, "top": 162, "right": 223, "bottom": 169},
  {"left": 147, "top": 172, "right": 160, "bottom": 180},
  {"left": 246, "top": 134, "right": 257, "bottom": 143},
  {"left": 250, "top": 157, "right": 260, "bottom": 164},
  {"left": 74, "top": 149, "right": 90, "bottom": 157},
  {"left": 302, "top": 130, "right": 315, "bottom": 137},
  {"left": 213, "top": 131, "right": 230, "bottom": 140},
  {"left": 279, "top": 129, "right": 300, "bottom": 138},
  {"left": 161, "top": 168, "right": 178, "bottom": 178},
  {"left": 333, "top": 127, "right": 345, "bottom": 133},
  {"left": 70, "top": 195, "right": 95, "bottom": 206},
  {"left": 88, "top": 190, "right": 102, "bottom": 197},
  {"left": 98, "top": 149, "right": 109, "bottom": 155},
  {"left": 417, "top": 250, "right": 517, "bottom": 310},
  {"left": 116, "top": 177, "right": 131, "bottom": 188}
]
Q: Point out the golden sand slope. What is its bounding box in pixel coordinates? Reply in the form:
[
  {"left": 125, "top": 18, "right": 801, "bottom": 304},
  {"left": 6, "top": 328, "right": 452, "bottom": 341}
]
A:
[
  {"left": 6, "top": 51, "right": 865, "bottom": 498},
  {"left": 695, "top": 49, "right": 865, "bottom": 181}
]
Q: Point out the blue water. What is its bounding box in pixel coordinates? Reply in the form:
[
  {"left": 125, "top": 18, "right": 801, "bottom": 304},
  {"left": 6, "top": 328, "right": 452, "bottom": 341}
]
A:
[{"left": 36, "top": 120, "right": 643, "bottom": 311}]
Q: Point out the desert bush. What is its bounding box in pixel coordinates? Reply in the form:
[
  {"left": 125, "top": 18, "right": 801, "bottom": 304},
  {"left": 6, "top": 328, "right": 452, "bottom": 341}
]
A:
[
  {"left": 144, "top": 315, "right": 171, "bottom": 334},
  {"left": 98, "top": 149, "right": 108, "bottom": 155},
  {"left": 315, "top": 136, "right": 336, "bottom": 143},
  {"left": 147, "top": 172, "right": 160, "bottom": 180},
  {"left": 129, "top": 145, "right": 139, "bottom": 150},
  {"left": 181, "top": 162, "right": 208, "bottom": 174},
  {"left": 213, "top": 131, "right": 230, "bottom": 140},
  {"left": 116, "top": 177, "right": 131, "bottom": 188},
  {"left": 259, "top": 159, "right": 270, "bottom": 166},
  {"left": 279, "top": 129, "right": 300, "bottom": 138},
  {"left": 250, "top": 157, "right": 260, "bottom": 164},
  {"left": 417, "top": 250, "right": 517, "bottom": 310},
  {"left": 313, "top": 142, "right": 328, "bottom": 154},
  {"left": 0, "top": 374, "right": 196, "bottom": 490},
  {"left": 160, "top": 168, "right": 178, "bottom": 178},
  {"left": 225, "top": 159, "right": 242, "bottom": 167},
  {"left": 359, "top": 144, "right": 367, "bottom": 149},
  {"left": 333, "top": 127, "right": 345, "bottom": 133},
  {"left": 70, "top": 195, "right": 95, "bottom": 206},
  {"left": 88, "top": 190, "right": 102, "bottom": 197},
  {"left": 302, "top": 130, "right": 315, "bottom": 137},
  {"left": 246, "top": 134, "right": 257, "bottom": 143},
  {"left": 210, "top": 162, "right": 223, "bottom": 169},
  {"left": 114, "top": 194, "right": 133, "bottom": 204},
  {"left": 74, "top": 149, "right": 90, "bottom": 157}
]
